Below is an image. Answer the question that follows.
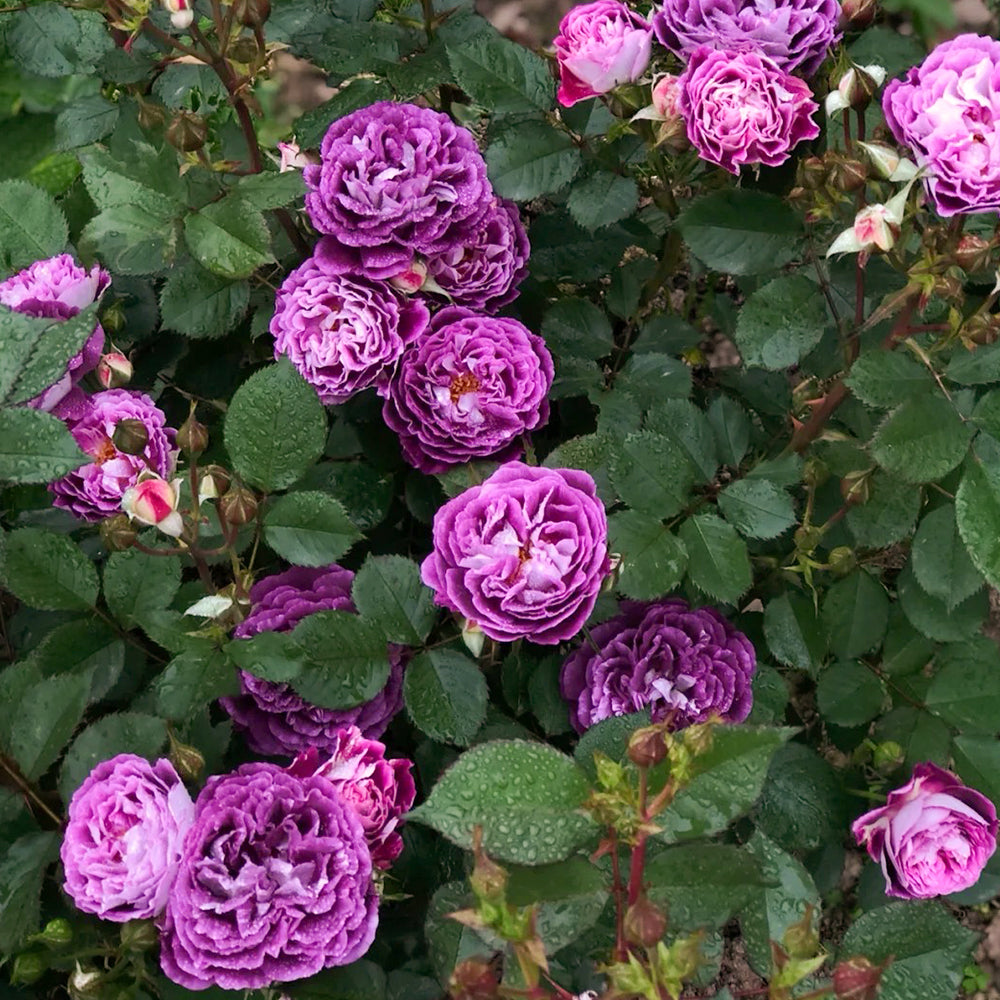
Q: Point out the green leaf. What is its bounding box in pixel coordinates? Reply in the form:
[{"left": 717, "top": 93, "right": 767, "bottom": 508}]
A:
[
  {"left": 160, "top": 262, "right": 250, "bottom": 339},
  {"left": 846, "top": 471, "right": 922, "bottom": 548},
  {"left": 971, "top": 388, "right": 1000, "bottom": 439},
  {"left": 897, "top": 561, "right": 987, "bottom": 642},
  {"left": 102, "top": 548, "right": 181, "bottom": 628},
  {"left": 445, "top": 32, "right": 554, "bottom": 114},
  {"left": 0, "top": 408, "right": 86, "bottom": 484},
  {"left": 734, "top": 275, "right": 829, "bottom": 370},
  {"left": 739, "top": 832, "right": 821, "bottom": 976},
  {"left": 409, "top": 740, "right": 598, "bottom": 865},
  {"left": 5, "top": 673, "right": 90, "bottom": 781},
  {"left": 881, "top": 607, "right": 934, "bottom": 677},
  {"left": 4, "top": 7, "right": 113, "bottom": 78},
  {"left": 657, "top": 726, "right": 796, "bottom": 842},
  {"left": 80, "top": 205, "right": 178, "bottom": 275},
  {"left": 573, "top": 709, "right": 651, "bottom": 779},
  {"left": 0, "top": 832, "right": 59, "bottom": 953},
  {"left": 225, "top": 359, "right": 327, "bottom": 492},
  {"left": 646, "top": 844, "right": 765, "bottom": 932},
  {"left": 911, "top": 504, "right": 984, "bottom": 610},
  {"left": 404, "top": 649, "right": 488, "bottom": 747},
  {"left": 838, "top": 902, "right": 976, "bottom": 1000},
  {"left": 609, "top": 430, "right": 694, "bottom": 518},
  {"left": 616, "top": 353, "right": 693, "bottom": 409},
  {"left": 718, "top": 479, "right": 796, "bottom": 540},
  {"left": 821, "top": 571, "right": 888, "bottom": 659},
  {"left": 608, "top": 511, "right": 688, "bottom": 601},
  {"left": 54, "top": 94, "right": 118, "bottom": 150},
  {"left": 485, "top": 117, "right": 582, "bottom": 200},
  {"left": 874, "top": 706, "right": 951, "bottom": 769},
  {"left": 763, "top": 592, "right": 827, "bottom": 676},
  {"left": 946, "top": 341, "right": 1000, "bottom": 385},
  {"left": 845, "top": 350, "right": 933, "bottom": 408},
  {"left": 678, "top": 514, "right": 752, "bottom": 605},
  {"left": 675, "top": 190, "right": 802, "bottom": 276},
  {"left": 153, "top": 647, "right": 238, "bottom": 720},
  {"left": 955, "top": 455, "right": 1000, "bottom": 590},
  {"left": 352, "top": 554, "right": 437, "bottom": 645},
  {"left": 545, "top": 432, "right": 617, "bottom": 505},
  {"left": 296, "top": 78, "right": 394, "bottom": 148},
  {"left": 2, "top": 528, "right": 98, "bottom": 611},
  {"left": 0, "top": 179, "right": 67, "bottom": 271},
  {"left": 567, "top": 171, "right": 639, "bottom": 231},
  {"left": 264, "top": 491, "right": 362, "bottom": 567},
  {"left": 707, "top": 396, "right": 751, "bottom": 468},
  {"left": 951, "top": 735, "right": 1000, "bottom": 809},
  {"left": 924, "top": 639, "right": 1000, "bottom": 734},
  {"left": 21, "top": 618, "right": 124, "bottom": 702},
  {"left": 234, "top": 170, "right": 307, "bottom": 211},
  {"left": 184, "top": 197, "right": 274, "bottom": 279},
  {"left": 529, "top": 209, "right": 645, "bottom": 283},
  {"left": 755, "top": 743, "right": 849, "bottom": 854},
  {"left": 58, "top": 712, "right": 167, "bottom": 802},
  {"left": 79, "top": 144, "right": 183, "bottom": 216},
  {"left": 870, "top": 394, "right": 973, "bottom": 484},
  {"left": 425, "top": 881, "right": 490, "bottom": 985},
  {"left": 541, "top": 298, "right": 613, "bottom": 361},
  {"left": 287, "top": 962, "right": 387, "bottom": 1000},
  {"left": 644, "top": 399, "right": 718, "bottom": 482},
  {"left": 816, "top": 661, "right": 886, "bottom": 726}
]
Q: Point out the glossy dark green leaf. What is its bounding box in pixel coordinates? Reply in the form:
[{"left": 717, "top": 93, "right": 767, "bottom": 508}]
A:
[
  {"left": 2, "top": 528, "right": 97, "bottom": 611},
  {"left": 264, "top": 491, "right": 362, "bottom": 566},
  {"left": 352, "top": 554, "right": 437, "bottom": 645},
  {"left": 734, "top": 275, "right": 829, "bottom": 370},
  {"left": 678, "top": 514, "right": 752, "bottom": 605},
  {"left": 608, "top": 511, "right": 688, "bottom": 601},
  {"left": 816, "top": 661, "right": 886, "bottom": 727},
  {"left": 763, "top": 592, "right": 827, "bottom": 676},
  {"left": 404, "top": 649, "right": 488, "bottom": 747},
  {"left": 821, "top": 571, "right": 888, "bottom": 659},
  {"left": 870, "top": 395, "right": 973, "bottom": 484}
]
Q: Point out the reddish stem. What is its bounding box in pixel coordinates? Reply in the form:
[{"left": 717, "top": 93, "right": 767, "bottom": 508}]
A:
[{"left": 609, "top": 831, "right": 627, "bottom": 961}]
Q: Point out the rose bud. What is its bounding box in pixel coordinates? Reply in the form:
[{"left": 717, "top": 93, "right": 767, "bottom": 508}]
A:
[
  {"left": 96, "top": 351, "right": 132, "bottom": 389},
  {"left": 219, "top": 484, "right": 258, "bottom": 525},
  {"left": 840, "top": 0, "right": 876, "bottom": 28},
  {"left": 166, "top": 111, "right": 208, "bottom": 153},
  {"left": 112, "top": 418, "right": 149, "bottom": 456},
  {"left": 120, "top": 920, "right": 159, "bottom": 952},
  {"left": 826, "top": 64, "right": 887, "bottom": 115},
  {"left": 100, "top": 513, "right": 138, "bottom": 552},
  {"left": 628, "top": 726, "right": 668, "bottom": 768},
  {"left": 236, "top": 0, "right": 270, "bottom": 26},
  {"left": 11, "top": 952, "right": 47, "bottom": 986},
  {"left": 176, "top": 410, "right": 208, "bottom": 455},
  {"left": 449, "top": 958, "right": 500, "bottom": 1000},
  {"left": 37, "top": 918, "right": 74, "bottom": 948},
  {"left": 121, "top": 472, "right": 184, "bottom": 538},
  {"left": 652, "top": 73, "right": 681, "bottom": 118},
  {"left": 197, "top": 464, "right": 230, "bottom": 500},
  {"left": 624, "top": 895, "right": 667, "bottom": 947},
  {"left": 387, "top": 259, "right": 428, "bottom": 295},
  {"left": 832, "top": 956, "right": 886, "bottom": 1000},
  {"left": 161, "top": 0, "right": 194, "bottom": 29},
  {"left": 853, "top": 762, "right": 998, "bottom": 898},
  {"left": 858, "top": 141, "right": 918, "bottom": 181},
  {"left": 68, "top": 966, "right": 103, "bottom": 1000},
  {"left": 956, "top": 234, "right": 993, "bottom": 273},
  {"left": 277, "top": 139, "right": 315, "bottom": 172}
]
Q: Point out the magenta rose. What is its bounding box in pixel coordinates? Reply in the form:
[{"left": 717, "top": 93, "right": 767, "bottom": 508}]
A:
[
  {"left": 883, "top": 33, "right": 1000, "bottom": 216},
  {"left": 61, "top": 755, "right": 194, "bottom": 922},
  {"left": 678, "top": 47, "right": 820, "bottom": 175},
  {"left": 0, "top": 254, "right": 109, "bottom": 412},
  {"left": 288, "top": 729, "right": 416, "bottom": 870},
  {"left": 420, "top": 462, "right": 610, "bottom": 645},
  {"left": 270, "top": 251, "right": 429, "bottom": 405},
  {"left": 554, "top": 1, "right": 652, "bottom": 107},
  {"left": 560, "top": 598, "right": 756, "bottom": 733},
  {"left": 853, "top": 762, "right": 998, "bottom": 899},
  {"left": 382, "top": 306, "right": 554, "bottom": 474},
  {"left": 158, "top": 763, "right": 378, "bottom": 990},
  {"left": 653, "top": 0, "right": 841, "bottom": 77},
  {"left": 49, "top": 389, "right": 175, "bottom": 522}
]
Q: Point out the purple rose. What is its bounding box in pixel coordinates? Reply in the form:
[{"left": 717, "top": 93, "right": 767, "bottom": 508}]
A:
[
  {"left": 288, "top": 728, "right": 417, "bottom": 870},
  {"left": 382, "top": 306, "right": 554, "bottom": 474},
  {"left": 158, "top": 762, "right": 378, "bottom": 990},
  {"left": 270, "top": 251, "right": 429, "bottom": 405},
  {"left": 653, "top": 0, "right": 841, "bottom": 77},
  {"left": 425, "top": 199, "right": 530, "bottom": 314},
  {"left": 560, "top": 598, "right": 756, "bottom": 732},
  {"left": 420, "top": 462, "right": 610, "bottom": 645},
  {"left": 554, "top": 1, "right": 653, "bottom": 107},
  {"left": 883, "top": 33, "right": 1000, "bottom": 216},
  {"left": 853, "top": 762, "right": 998, "bottom": 899},
  {"left": 0, "top": 254, "right": 109, "bottom": 412},
  {"left": 678, "top": 47, "right": 820, "bottom": 174},
  {"left": 221, "top": 564, "right": 406, "bottom": 755},
  {"left": 49, "top": 389, "right": 175, "bottom": 522},
  {"left": 61, "top": 754, "right": 194, "bottom": 922},
  {"left": 303, "top": 101, "right": 492, "bottom": 260}
]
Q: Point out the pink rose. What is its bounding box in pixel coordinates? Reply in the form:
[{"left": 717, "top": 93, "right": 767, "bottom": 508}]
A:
[
  {"left": 96, "top": 352, "right": 133, "bottom": 389},
  {"left": 122, "top": 472, "right": 183, "bottom": 537},
  {"left": 289, "top": 728, "right": 416, "bottom": 870},
  {"left": 651, "top": 73, "right": 681, "bottom": 118},
  {"left": 853, "top": 762, "right": 998, "bottom": 899},
  {"left": 554, "top": 1, "right": 653, "bottom": 107}
]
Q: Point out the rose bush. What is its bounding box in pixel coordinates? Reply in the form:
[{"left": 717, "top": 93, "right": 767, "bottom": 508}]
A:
[{"left": 0, "top": 1, "right": 999, "bottom": 999}]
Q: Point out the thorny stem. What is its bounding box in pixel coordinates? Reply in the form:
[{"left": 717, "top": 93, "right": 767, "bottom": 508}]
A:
[
  {"left": 421, "top": 0, "right": 435, "bottom": 39},
  {"left": 609, "top": 830, "right": 628, "bottom": 961},
  {"left": 0, "top": 755, "right": 63, "bottom": 827}
]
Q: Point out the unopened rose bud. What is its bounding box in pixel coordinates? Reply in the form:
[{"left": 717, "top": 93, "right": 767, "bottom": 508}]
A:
[
  {"left": 388, "top": 259, "right": 428, "bottom": 295},
  {"left": 136, "top": 99, "right": 166, "bottom": 131},
  {"left": 219, "top": 485, "right": 258, "bottom": 525},
  {"left": 449, "top": 958, "right": 499, "bottom": 1000},
  {"left": 236, "top": 0, "right": 270, "bottom": 25},
  {"left": 832, "top": 158, "right": 867, "bottom": 192},
  {"left": 112, "top": 418, "right": 148, "bottom": 455},
  {"left": 933, "top": 273, "right": 964, "bottom": 302},
  {"left": 277, "top": 139, "right": 316, "bottom": 172},
  {"left": 624, "top": 896, "right": 667, "bottom": 947},
  {"left": 657, "top": 115, "right": 689, "bottom": 152},
  {"left": 100, "top": 299, "right": 126, "bottom": 335},
  {"left": 956, "top": 234, "right": 993, "bottom": 273},
  {"left": 11, "top": 952, "right": 47, "bottom": 985},
  {"left": 68, "top": 964, "right": 103, "bottom": 1000},
  {"left": 840, "top": 0, "right": 876, "bottom": 27},
  {"left": 166, "top": 111, "right": 208, "bottom": 152},
  {"left": 651, "top": 73, "right": 681, "bottom": 119},
  {"left": 177, "top": 410, "right": 208, "bottom": 455},
  {"left": 802, "top": 457, "right": 829, "bottom": 488},
  {"left": 161, "top": 0, "right": 194, "bottom": 29},
  {"left": 100, "top": 513, "right": 138, "bottom": 552},
  {"left": 832, "top": 956, "right": 885, "bottom": 1000},
  {"left": 120, "top": 919, "right": 158, "bottom": 952},
  {"left": 853, "top": 204, "right": 898, "bottom": 252},
  {"left": 962, "top": 312, "right": 1000, "bottom": 345},
  {"left": 628, "top": 726, "right": 668, "bottom": 768},
  {"left": 800, "top": 155, "right": 828, "bottom": 190},
  {"left": 469, "top": 845, "right": 507, "bottom": 902},
  {"left": 826, "top": 64, "right": 887, "bottom": 115},
  {"left": 827, "top": 546, "right": 856, "bottom": 577},
  {"left": 169, "top": 737, "right": 204, "bottom": 782},
  {"left": 858, "top": 141, "right": 918, "bottom": 182},
  {"left": 197, "top": 464, "right": 230, "bottom": 500},
  {"left": 840, "top": 470, "right": 870, "bottom": 506},
  {"left": 872, "top": 739, "right": 904, "bottom": 770},
  {"left": 122, "top": 473, "right": 184, "bottom": 538},
  {"left": 96, "top": 351, "right": 132, "bottom": 389},
  {"left": 228, "top": 36, "right": 259, "bottom": 64},
  {"left": 36, "top": 918, "right": 73, "bottom": 948},
  {"left": 460, "top": 617, "right": 486, "bottom": 657}
]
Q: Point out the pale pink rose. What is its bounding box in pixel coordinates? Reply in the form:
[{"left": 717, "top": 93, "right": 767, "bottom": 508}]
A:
[
  {"left": 554, "top": 1, "right": 653, "bottom": 107},
  {"left": 277, "top": 139, "right": 316, "bottom": 172},
  {"left": 651, "top": 73, "right": 682, "bottom": 118},
  {"left": 122, "top": 473, "right": 183, "bottom": 537},
  {"left": 96, "top": 352, "right": 132, "bottom": 389}
]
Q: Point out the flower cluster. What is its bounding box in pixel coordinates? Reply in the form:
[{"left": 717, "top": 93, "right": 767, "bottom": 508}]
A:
[
  {"left": 222, "top": 564, "right": 406, "bottom": 756},
  {"left": 560, "top": 598, "right": 756, "bottom": 732},
  {"left": 271, "top": 100, "right": 541, "bottom": 471},
  {"left": 553, "top": 0, "right": 829, "bottom": 175},
  {"left": 62, "top": 736, "right": 415, "bottom": 988}
]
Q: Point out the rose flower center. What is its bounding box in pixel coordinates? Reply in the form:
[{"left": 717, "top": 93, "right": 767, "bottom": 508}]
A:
[{"left": 449, "top": 370, "right": 480, "bottom": 403}]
